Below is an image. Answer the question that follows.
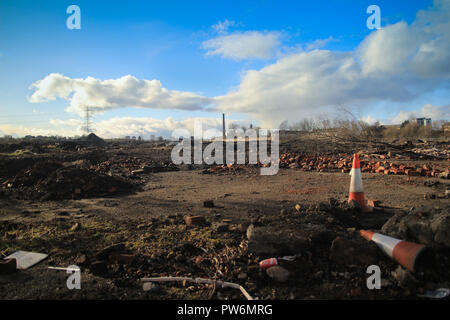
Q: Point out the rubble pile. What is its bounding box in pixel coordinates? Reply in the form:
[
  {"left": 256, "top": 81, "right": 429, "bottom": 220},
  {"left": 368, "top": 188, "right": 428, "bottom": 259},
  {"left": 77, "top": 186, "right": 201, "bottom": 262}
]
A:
[
  {"left": 1, "top": 161, "right": 135, "bottom": 200},
  {"left": 278, "top": 153, "right": 450, "bottom": 178}
]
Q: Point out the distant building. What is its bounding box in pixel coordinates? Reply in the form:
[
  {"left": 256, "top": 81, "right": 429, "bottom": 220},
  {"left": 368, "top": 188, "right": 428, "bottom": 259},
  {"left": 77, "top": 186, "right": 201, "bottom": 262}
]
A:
[{"left": 413, "top": 117, "right": 431, "bottom": 126}]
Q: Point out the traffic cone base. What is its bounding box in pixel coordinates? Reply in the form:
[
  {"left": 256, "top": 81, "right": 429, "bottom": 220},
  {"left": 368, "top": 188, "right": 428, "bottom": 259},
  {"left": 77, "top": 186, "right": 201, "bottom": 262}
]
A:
[{"left": 348, "top": 154, "right": 370, "bottom": 210}]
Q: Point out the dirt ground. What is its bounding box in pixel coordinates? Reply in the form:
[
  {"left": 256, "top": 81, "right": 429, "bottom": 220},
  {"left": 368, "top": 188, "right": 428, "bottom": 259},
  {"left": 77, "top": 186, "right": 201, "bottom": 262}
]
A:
[{"left": 0, "top": 132, "right": 449, "bottom": 300}]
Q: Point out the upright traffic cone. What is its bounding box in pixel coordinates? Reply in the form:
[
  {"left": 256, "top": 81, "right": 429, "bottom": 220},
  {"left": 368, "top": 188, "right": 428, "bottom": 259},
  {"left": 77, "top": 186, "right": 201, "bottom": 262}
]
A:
[
  {"left": 360, "top": 230, "right": 430, "bottom": 273},
  {"left": 348, "top": 154, "right": 371, "bottom": 212}
]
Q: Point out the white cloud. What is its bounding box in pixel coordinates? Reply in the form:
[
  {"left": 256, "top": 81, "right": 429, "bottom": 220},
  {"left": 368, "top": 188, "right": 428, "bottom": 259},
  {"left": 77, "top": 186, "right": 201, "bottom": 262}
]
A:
[
  {"left": 305, "top": 36, "right": 337, "bottom": 51},
  {"left": 390, "top": 103, "right": 450, "bottom": 124},
  {"left": 202, "top": 31, "right": 282, "bottom": 60},
  {"left": 212, "top": 19, "right": 237, "bottom": 34},
  {"left": 359, "top": 0, "right": 450, "bottom": 77},
  {"left": 29, "top": 74, "right": 213, "bottom": 116}
]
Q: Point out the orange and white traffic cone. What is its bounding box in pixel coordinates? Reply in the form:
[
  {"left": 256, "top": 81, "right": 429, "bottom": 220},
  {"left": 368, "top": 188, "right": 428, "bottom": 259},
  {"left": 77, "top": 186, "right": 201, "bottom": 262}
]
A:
[
  {"left": 348, "top": 154, "right": 372, "bottom": 212},
  {"left": 360, "top": 230, "right": 429, "bottom": 273}
]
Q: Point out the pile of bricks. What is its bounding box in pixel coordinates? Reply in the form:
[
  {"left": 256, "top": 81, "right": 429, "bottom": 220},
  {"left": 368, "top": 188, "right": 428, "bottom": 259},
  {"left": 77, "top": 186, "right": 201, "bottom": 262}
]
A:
[{"left": 278, "top": 153, "right": 450, "bottom": 178}]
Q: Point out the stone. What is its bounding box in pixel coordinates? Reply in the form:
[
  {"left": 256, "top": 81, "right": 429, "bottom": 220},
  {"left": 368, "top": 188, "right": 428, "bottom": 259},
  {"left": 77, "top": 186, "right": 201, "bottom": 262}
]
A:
[
  {"left": 247, "top": 226, "right": 310, "bottom": 256},
  {"left": 143, "top": 282, "right": 160, "bottom": 292},
  {"left": 329, "top": 237, "right": 379, "bottom": 266},
  {"left": 382, "top": 209, "right": 450, "bottom": 247},
  {"left": 109, "top": 253, "right": 135, "bottom": 265},
  {"left": 266, "top": 266, "right": 290, "bottom": 282},
  {"left": 392, "top": 266, "right": 418, "bottom": 289},
  {"left": 246, "top": 224, "right": 254, "bottom": 240},
  {"left": 185, "top": 215, "right": 206, "bottom": 226},
  {"left": 69, "top": 222, "right": 81, "bottom": 232},
  {"left": 237, "top": 272, "right": 248, "bottom": 280}
]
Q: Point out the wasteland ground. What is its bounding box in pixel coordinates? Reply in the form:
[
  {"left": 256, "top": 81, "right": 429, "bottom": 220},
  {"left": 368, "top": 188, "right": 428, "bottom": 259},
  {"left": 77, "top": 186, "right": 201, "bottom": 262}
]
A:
[{"left": 0, "top": 131, "right": 449, "bottom": 300}]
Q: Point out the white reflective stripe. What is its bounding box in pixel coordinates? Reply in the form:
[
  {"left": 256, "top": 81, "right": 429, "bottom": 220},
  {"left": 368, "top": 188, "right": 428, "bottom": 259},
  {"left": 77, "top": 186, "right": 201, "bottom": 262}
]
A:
[
  {"left": 349, "top": 168, "right": 363, "bottom": 192},
  {"left": 372, "top": 233, "right": 402, "bottom": 257}
]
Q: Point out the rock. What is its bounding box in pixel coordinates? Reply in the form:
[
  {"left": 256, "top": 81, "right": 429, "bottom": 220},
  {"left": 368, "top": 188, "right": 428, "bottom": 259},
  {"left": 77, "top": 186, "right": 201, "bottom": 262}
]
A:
[
  {"left": 69, "top": 222, "right": 81, "bottom": 232},
  {"left": 382, "top": 209, "right": 450, "bottom": 247},
  {"left": 96, "top": 243, "right": 126, "bottom": 260},
  {"left": 143, "top": 282, "right": 160, "bottom": 292},
  {"left": 185, "top": 215, "right": 206, "bottom": 226},
  {"left": 246, "top": 224, "right": 254, "bottom": 240},
  {"left": 349, "top": 287, "right": 361, "bottom": 297},
  {"left": 247, "top": 226, "right": 310, "bottom": 256},
  {"left": 392, "top": 266, "right": 418, "bottom": 289},
  {"left": 329, "top": 237, "right": 379, "bottom": 265},
  {"left": 203, "top": 200, "right": 214, "bottom": 208},
  {"left": 90, "top": 261, "right": 108, "bottom": 276},
  {"left": 109, "top": 253, "right": 136, "bottom": 265},
  {"left": 266, "top": 266, "right": 290, "bottom": 282},
  {"left": 237, "top": 272, "right": 248, "bottom": 280},
  {"left": 0, "top": 259, "right": 16, "bottom": 275}
]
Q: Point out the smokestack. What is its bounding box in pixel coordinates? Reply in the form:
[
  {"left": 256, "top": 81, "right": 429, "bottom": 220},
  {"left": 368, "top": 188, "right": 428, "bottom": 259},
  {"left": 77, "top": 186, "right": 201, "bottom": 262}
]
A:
[{"left": 222, "top": 113, "right": 226, "bottom": 141}]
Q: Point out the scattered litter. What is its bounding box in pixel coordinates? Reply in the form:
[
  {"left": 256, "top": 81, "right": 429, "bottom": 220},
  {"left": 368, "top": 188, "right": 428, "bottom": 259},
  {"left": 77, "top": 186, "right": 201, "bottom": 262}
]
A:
[
  {"left": 4, "top": 251, "right": 48, "bottom": 270},
  {"left": 418, "top": 288, "right": 450, "bottom": 299},
  {"left": 140, "top": 276, "right": 253, "bottom": 300},
  {"left": 48, "top": 266, "right": 80, "bottom": 272}
]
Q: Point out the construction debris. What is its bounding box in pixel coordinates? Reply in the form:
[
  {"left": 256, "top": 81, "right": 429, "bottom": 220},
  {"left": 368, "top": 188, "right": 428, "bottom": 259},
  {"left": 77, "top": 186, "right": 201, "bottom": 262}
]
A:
[
  {"left": 4, "top": 251, "right": 48, "bottom": 270},
  {"left": 140, "top": 276, "right": 253, "bottom": 300}
]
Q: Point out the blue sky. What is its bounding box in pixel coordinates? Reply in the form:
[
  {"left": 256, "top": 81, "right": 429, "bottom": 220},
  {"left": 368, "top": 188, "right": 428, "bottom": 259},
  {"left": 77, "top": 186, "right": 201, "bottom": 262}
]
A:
[{"left": 0, "top": 0, "right": 449, "bottom": 137}]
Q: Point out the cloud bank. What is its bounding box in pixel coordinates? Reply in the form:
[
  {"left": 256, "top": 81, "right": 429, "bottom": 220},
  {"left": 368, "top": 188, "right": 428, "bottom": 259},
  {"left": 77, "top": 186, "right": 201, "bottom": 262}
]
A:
[{"left": 29, "top": 74, "right": 213, "bottom": 116}]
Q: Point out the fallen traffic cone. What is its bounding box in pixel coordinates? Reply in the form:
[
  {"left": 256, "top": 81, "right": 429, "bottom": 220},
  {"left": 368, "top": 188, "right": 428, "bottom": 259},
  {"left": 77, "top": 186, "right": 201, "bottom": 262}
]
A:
[
  {"left": 348, "top": 154, "right": 372, "bottom": 212},
  {"left": 360, "top": 230, "right": 431, "bottom": 273}
]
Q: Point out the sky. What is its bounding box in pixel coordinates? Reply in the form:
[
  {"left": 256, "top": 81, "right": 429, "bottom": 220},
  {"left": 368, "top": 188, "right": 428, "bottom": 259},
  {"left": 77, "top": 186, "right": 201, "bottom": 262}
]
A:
[{"left": 0, "top": 0, "right": 449, "bottom": 138}]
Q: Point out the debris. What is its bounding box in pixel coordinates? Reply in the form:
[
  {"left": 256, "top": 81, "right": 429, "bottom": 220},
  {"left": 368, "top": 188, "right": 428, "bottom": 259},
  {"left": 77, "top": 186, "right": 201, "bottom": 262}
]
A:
[
  {"left": 382, "top": 209, "right": 450, "bottom": 248},
  {"left": 266, "top": 266, "right": 290, "bottom": 282},
  {"left": 185, "top": 215, "right": 206, "bottom": 226},
  {"left": 391, "top": 266, "right": 418, "bottom": 289},
  {"left": 4, "top": 251, "right": 48, "bottom": 270},
  {"left": 329, "top": 237, "right": 378, "bottom": 266},
  {"left": 48, "top": 266, "right": 80, "bottom": 272},
  {"left": 247, "top": 225, "right": 309, "bottom": 256},
  {"left": 142, "top": 282, "right": 160, "bottom": 292},
  {"left": 0, "top": 259, "right": 17, "bottom": 275},
  {"left": 69, "top": 222, "right": 81, "bottom": 232},
  {"left": 140, "top": 276, "right": 253, "bottom": 300},
  {"left": 259, "top": 258, "right": 278, "bottom": 269},
  {"left": 418, "top": 288, "right": 450, "bottom": 299}
]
